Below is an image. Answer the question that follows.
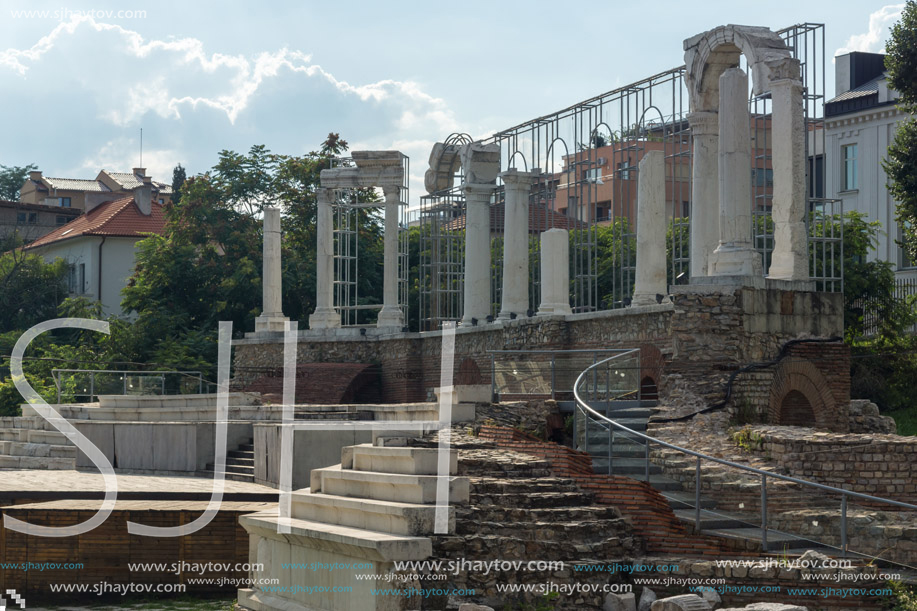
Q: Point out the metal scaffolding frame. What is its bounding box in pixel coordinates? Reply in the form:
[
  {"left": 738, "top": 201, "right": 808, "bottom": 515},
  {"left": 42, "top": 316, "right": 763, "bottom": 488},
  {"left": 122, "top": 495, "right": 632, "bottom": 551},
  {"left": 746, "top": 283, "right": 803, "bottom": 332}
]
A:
[
  {"left": 331, "top": 155, "right": 411, "bottom": 328},
  {"left": 417, "top": 22, "right": 840, "bottom": 331}
]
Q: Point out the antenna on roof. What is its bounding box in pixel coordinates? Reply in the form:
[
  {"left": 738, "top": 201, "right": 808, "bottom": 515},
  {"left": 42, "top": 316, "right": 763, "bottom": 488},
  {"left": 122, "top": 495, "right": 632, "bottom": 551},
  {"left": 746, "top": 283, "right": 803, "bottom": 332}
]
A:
[{"left": 140, "top": 128, "right": 143, "bottom": 167}]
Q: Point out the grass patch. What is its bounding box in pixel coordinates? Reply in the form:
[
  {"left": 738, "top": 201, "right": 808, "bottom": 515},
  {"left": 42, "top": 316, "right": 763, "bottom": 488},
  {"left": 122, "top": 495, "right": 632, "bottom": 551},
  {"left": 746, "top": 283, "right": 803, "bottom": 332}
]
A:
[{"left": 887, "top": 408, "right": 917, "bottom": 436}]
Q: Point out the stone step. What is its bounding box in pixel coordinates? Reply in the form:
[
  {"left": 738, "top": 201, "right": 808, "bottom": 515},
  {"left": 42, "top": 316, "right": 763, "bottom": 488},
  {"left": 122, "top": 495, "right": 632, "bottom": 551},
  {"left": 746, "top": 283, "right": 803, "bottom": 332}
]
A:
[
  {"left": 344, "top": 444, "right": 457, "bottom": 476},
  {"left": 439, "top": 533, "right": 631, "bottom": 560},
  {"left": 291, "top": 490, "right": 451, "bottom": 536},
  {"left": 457, "top": 505, "right": 621, "bottom": 523},
  {"left": 469, "top": 477, "right": 582, "bottom": 496},
  {"left": 0, "top": 417, "right": 53, "bottom": 431},
  {"left": 227, "top": 449, "right": 254, "bottom": 459},
  {"left": 455, "top": 519, "right": 618, "bottom": 539},
  {"left": 198, "top": 469, "right": 255, "bottom": 483},
  {"left": 470, "top": 491, "right": 595, "bottom": 508},
  {"left": 311, "top": 465, "right": 470, "bottom": 504},
  {"left": 238, "top": 444, "right": 254, "bottom": 452},
  {"left": 0, "top": 455, "right": 74, "bottom": 470},
  {"left": 226, "top": 456, "right": 254, "bottom": 467},
  {"left": 295, "top": 410, "right": 374, "bottom": 421},
  {"left": 701, "top": 526, "right": 832, "bottom": 551},
  {"left": 2, "top": 442, "right": 76, "bottom": 458}
]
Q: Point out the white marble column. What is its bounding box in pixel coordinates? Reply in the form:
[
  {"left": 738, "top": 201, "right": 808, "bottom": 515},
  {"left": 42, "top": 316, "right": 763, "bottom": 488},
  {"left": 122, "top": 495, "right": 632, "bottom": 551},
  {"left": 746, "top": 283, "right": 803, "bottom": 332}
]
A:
[
  {"left": 497, "top": 170, "right": 537, "bottom": 320},
  {"left": 768, "top": 77, "right": 809, "bottom": 280},
  {"left": 632, "top": 151, "right": 671, "bottom": 306},
  {"left": 687, "top": 111, "right": 719, "bottom": 278},
  {"left": 461, "top": 184, "right": 495, "bottom": 325},
  {"left": 255, "top": 207, "right": 289, "bottom": 332},
  {"left": 309, "top": 188, "right": 340, "bottom": 329},
  {"left": 537, "top": 228, "right": 572, "bottom": 316},
  {"left": 708, "top": 67, "right": 762, "bottom": 277},
  {"left": 376, "top": 184, "right": 405, "bottom": 329}
]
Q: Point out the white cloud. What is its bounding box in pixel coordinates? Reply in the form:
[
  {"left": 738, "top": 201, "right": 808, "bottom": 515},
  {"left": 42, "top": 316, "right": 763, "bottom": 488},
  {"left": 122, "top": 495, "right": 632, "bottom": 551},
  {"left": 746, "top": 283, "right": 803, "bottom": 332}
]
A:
[
  {"left": 76, "top": 140, "right": 178, "bottom": 183},
  {"left": 836, "top": 4, "right": 904, "bottom": 56}
]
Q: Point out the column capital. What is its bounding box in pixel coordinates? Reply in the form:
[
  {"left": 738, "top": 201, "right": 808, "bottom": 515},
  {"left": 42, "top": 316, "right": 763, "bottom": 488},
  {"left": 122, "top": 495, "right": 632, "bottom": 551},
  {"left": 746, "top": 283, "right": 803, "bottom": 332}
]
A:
[
  {"left": 499, "top": 169, "right": 539, "bottom": 187},
  {"left": 768, "top": 78, "right": 805, "bottom": 94},
  {"left": 687, "top": 111, "right": 719, "bottom": 136},
  {"left": 381, "top": 183, "right": 401, "bottom": 196},
  {"left": 463, "top": 182, "right": 498, "bottom": 197},
  {"left": 316, "top": 187, "right": 333, "bottom": 205}
]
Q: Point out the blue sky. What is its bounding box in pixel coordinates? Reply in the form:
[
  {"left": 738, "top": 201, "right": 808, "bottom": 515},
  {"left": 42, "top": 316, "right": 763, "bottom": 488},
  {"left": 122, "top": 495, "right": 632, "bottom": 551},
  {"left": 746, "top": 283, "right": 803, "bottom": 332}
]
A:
[{"left": 0, "top": 1, "right": 903, "bottom": 206}]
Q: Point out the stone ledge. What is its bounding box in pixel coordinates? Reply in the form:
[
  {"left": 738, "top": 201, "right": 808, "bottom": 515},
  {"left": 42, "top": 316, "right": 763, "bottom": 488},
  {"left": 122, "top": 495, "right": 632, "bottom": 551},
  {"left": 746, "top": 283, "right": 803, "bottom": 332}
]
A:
[{"left": 239, "top": 512, "right": 433, "bottom": 561}]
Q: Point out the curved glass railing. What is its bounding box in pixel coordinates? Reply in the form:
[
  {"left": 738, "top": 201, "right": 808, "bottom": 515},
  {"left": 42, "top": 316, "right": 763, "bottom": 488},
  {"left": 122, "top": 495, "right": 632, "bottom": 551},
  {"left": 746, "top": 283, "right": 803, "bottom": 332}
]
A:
[{"left": 573, "top": 351, "right": 917, "bottom": 569}]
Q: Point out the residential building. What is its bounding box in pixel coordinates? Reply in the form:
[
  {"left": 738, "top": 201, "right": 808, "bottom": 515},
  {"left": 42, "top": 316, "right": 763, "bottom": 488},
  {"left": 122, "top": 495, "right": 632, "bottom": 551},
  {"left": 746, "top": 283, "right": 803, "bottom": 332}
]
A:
[
  {"left": 19, "top": 167, "right": 173, "bottom": 211},
  {"left": 22, "top": 179, "right": 166, "bottom": 315},
  {"left": 826, "top": 51, "right": 916, "bottom": 280},
  {"left": 0, "top": 200, "right": 80, "bottom": 244}
]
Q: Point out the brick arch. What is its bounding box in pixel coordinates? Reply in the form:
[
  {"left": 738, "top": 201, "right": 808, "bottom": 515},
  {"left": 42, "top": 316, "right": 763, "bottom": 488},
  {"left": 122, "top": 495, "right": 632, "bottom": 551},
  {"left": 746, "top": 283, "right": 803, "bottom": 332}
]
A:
[
  {"left": 768, "top": 357, "right": 845, "bottom": 432},
  {"left": 455, "top": 357, "right": 484, "bottom": 386},
  {"left": 639, "top": 344, "right": 665, "bottom": 401}
]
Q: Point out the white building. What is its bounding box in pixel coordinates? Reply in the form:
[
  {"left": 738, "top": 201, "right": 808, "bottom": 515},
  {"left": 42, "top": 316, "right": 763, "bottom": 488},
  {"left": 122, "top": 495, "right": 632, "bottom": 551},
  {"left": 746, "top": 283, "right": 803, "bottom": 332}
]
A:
[
  {"left": 23, "top": 180, "right": 165, "bottom": 316},
  {"left": 826, "top": 51, "right": 916, "bottom": 280}
]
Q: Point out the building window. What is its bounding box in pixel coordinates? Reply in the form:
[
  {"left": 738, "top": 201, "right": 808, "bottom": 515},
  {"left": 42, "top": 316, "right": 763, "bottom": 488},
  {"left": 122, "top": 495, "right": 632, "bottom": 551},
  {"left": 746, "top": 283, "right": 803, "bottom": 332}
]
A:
[
  {"left": 17, "top": 212, "right": 38, "bottom": 224},
  {"left": 79, "top": 263, "right": 85, "bottom": 293},
  {"left": 617, "top": 161, "right": 632, "bottom": 180},
  {"left": 752, "top": 168, "right": 774, "bottom": 188},
  {"left": 842, "top": 144, "right": 858, "bottom": 190},
  {"left": 60, "top": 197, "right": 72, "bottom": 208},
  {"left": 808, "top": 155, "right": 825, "bottom": 199},
  {"left": 55, "top": 215, "right": 69, "bottom": 226},
  {"left": 596, "top": 206, "right": 606, "bottom": 220},
  {"left": 158, "top": 198, "right": 164, "bottom": 204},
  {"left": 584, "top": 168, "right": 602, "bottom": 182},
  {"left": 682, "top": 201, "right": 690, "bottom": 217},
  {"left": 68, "top": 265, "right": 77, "bottom": 293}
]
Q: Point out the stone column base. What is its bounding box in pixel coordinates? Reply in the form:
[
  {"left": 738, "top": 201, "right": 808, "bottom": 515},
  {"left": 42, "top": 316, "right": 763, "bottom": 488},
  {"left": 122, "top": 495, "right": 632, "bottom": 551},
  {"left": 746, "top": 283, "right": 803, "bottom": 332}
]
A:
[
  {"left": 708, "top": 245, "right": 762, "bottom": 277},
  {"left": 630, "top": 293, "right": 671, "bottom": 307},
  {"left": 308, "top": 308, "right": 340, "bottom": 329},
  {"left": 376, "top": 306, "right": 404, "bottom": 329},
  {"left": 254, "top": 315, "right": 289, "bottom": 333},
  {"left": 537, "top": 303, "right": 572, "bottom": 316}
]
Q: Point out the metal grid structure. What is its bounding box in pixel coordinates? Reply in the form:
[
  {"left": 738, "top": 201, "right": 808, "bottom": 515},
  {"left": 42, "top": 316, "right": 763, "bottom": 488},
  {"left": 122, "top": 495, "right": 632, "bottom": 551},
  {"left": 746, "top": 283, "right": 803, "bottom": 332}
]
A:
[
  {"left": 331, "top": 155, "right": 411, "bottom": 327},
  {"left": 418, "top": 22, "right": 840, "bottom": 331},
  {"left": 419, "top": 134, "right": 472, "bottom": 331}
]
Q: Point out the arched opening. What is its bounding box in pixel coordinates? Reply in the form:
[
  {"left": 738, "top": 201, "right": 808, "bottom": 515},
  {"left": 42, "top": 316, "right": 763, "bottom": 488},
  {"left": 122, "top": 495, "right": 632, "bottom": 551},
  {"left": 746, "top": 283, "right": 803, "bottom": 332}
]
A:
[
  {"left": 641, "top": 376, "right": 659, "bottom": 401},
  {"left": 778, "top": 389, "right": 816, "bottom": 427},
  {"left": 455, "top": 357, "right": 484, "bottom": 386}
]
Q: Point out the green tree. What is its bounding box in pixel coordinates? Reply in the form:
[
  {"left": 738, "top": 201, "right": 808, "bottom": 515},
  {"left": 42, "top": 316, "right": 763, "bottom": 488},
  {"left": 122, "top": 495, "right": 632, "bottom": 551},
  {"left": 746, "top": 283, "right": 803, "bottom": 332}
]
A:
[
  {"left": 0, "top": 247, "right": 69, "bottom": 334},
  {"left": 0, "top": 163, "right": 36, "bottom": 200},
  {"left": 171, "top": 163, "right": 187, "bottom": 202},
  {"left": 884, "top": 0, "right": 917, "bottom": 261}
]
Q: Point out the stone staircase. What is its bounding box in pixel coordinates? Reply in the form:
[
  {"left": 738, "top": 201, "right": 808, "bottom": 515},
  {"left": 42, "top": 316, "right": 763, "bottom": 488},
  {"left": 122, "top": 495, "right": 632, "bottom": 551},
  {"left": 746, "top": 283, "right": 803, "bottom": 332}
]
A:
[
  {"left": 204, "top": 438, "right": 256, "bottom": 482},
  {"left": 0, "top": 416, "right": 75, "bottom": 470},
  {"left": 577, "top": 400, "right": 834, "bottom": 553},
  {"left": 238, "top": 441, "right": 468, "bottom": 611}
]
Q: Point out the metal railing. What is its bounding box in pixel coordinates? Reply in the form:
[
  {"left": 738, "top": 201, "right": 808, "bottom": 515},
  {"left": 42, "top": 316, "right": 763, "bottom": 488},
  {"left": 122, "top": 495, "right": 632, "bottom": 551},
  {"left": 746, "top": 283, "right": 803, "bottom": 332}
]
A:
[
  {"left": 489, "top": 349, "right": 635, "bottom": 402},
  {"left": 51, "top": 369, "right": 204, "bottom": 404},
  {"left": 573, "top": 352, "right": 917, "bottom": 563}
]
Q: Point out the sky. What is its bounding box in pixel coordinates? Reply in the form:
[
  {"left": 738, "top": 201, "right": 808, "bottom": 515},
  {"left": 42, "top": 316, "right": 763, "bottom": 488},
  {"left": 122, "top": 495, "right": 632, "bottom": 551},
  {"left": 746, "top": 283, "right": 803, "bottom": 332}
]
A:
[{"left": 0, "top": 0, "right": 905, "bottom": 207}]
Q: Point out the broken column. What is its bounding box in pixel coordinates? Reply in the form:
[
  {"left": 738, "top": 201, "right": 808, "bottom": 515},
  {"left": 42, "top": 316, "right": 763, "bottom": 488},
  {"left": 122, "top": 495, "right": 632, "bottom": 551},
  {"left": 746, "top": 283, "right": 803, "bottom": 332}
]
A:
[
  {"left": 687, "top": 111, "right": 719, "bottom": 278},
  {"left": 538, "top": 228, "right": 572, "bottom": 316},
  {"left": 768, "top": 66, "right": 809, "bottom": 281},
  {"left": 376, "top": 184, "right": 405, "bottom": 329},
  {"left": 632, "top": 150, "right": 670, "bottom": 306},
  {"left": 708, "top": 67, "right": 762, "bottom": 277},
  {"left": 308, "top": 188, "right": 340, "bottom": 329},
  {"left": 497, "top": 169, "right": 537, "bottom": 320},
  {"left": 459, "top": 142, "right": 500, "bottom": 326},
  {"left": 255, "top": 207, "right": 289, "bottom": 332}
]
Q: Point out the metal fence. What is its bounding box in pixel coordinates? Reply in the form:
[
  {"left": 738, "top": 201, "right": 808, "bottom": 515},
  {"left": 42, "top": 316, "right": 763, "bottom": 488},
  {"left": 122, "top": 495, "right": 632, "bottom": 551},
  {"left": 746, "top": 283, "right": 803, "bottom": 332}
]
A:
[
  {"left": 860, "top": 276, "right": 917, "bottom": 336},
  {"left": 489, "top": 349, "right": 635, "bottom": 402},
  {"left": 51, "top": 369, "right": 204, "bottom": 404}
]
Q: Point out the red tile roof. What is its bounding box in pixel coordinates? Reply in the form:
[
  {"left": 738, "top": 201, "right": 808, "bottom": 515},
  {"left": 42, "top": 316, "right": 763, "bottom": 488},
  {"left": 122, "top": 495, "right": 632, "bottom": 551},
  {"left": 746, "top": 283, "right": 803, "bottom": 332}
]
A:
[{"left": 24, "top": 196, "right": 166, "bottom": 249}]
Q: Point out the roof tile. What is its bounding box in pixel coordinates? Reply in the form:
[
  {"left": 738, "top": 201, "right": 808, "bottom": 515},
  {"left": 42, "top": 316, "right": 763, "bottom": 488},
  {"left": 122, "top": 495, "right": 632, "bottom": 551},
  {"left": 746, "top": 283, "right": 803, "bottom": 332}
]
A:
[{"left": 23, "top": 196, "right": 166, "bottom": 249}]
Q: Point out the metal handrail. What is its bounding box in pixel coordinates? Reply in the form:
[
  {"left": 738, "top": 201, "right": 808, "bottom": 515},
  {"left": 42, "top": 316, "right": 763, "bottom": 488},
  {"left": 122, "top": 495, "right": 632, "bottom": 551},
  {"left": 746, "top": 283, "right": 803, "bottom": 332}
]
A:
[
  {"left": 51, "top": 369, "right": 204, "bottom": 404},
  {"left": 573, "top": 352, "right": 917, "bottom": 558},
  {"left": 490, "top": 348, "right": 633, "bottom": 401}
]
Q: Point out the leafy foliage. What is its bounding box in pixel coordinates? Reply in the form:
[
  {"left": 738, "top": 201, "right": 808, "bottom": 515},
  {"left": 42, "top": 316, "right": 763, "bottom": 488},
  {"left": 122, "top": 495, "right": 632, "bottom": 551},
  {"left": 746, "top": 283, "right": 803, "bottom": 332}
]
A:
[
  {"left": 0, "top": 163, "right": 36, "bottom": 201},
  {"left": 884, "top": 1, "right": 917, "bottom": 262}
]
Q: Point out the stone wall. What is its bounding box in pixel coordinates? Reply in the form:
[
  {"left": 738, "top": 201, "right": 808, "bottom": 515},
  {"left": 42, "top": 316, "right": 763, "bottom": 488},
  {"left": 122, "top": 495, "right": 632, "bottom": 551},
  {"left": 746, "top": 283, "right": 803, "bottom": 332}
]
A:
[
  {"left": 753, "top": 426, "right": 917, "bottom": 504},
  {"left": 233, "top": 283, "right": 843, "bottom": 408}
]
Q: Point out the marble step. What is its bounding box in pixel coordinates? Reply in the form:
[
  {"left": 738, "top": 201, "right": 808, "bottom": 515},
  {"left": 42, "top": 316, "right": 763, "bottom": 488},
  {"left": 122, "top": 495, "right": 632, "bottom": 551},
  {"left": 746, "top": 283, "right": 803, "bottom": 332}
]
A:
[
  {"left": 344, "top": 443, "right": 457, "bottom": 476},
  {"left": 291, "top": 490, "right": 452, "bottom": 536},
  {"left": 311, "top": 465, "right": 470, "bottom": 504}
]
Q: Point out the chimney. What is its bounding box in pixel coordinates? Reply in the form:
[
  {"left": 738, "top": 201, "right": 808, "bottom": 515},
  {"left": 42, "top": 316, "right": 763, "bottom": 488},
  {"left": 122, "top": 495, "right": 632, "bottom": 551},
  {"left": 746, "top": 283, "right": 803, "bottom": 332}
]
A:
[
  {"left": 134, "top": 176, "right": 153, "bottom": 215},
  {"left": 835, "top": 51, "right": 887, "bottom": 97},
  {"left": 29, "top": 170, "right": 42, "bottom": 181},
  {"left": 133, "top": 167, "right": 147, "bottom": 177}
]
